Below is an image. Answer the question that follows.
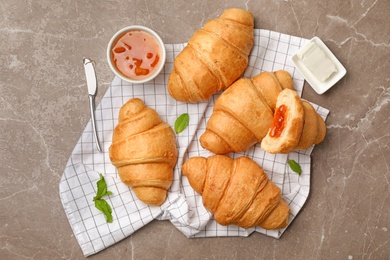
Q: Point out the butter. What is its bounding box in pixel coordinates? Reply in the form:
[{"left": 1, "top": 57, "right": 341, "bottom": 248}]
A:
[
  {"left": 296, "top": 41, "right": 337, "bottom": 82},
  {"left": 291, "top": 37, "right": 347, "bottom": 94}
]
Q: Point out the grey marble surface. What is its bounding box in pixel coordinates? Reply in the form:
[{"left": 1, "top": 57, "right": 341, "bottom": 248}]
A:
[{"left": 1, "top": 0, "right": 389, "bottom": 259}]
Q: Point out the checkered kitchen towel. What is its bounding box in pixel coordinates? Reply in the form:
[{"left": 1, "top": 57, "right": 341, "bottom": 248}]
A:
[{"left": 59, "top": 29, "right": 329, "bottom": 256}]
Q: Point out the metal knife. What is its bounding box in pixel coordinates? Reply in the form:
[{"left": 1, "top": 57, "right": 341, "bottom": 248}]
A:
[{"left": 83, "top": 58, "right": 102, "bottom": 152}]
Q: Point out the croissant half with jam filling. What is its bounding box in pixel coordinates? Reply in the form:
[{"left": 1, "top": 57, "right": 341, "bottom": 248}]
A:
[
  {"left": 109, "top": 98, "right": 178, "bottom": 206},
  {"left": 168, "top": 8, "right": 254, "bottom": 102},
  {"left": 261, "top": 88, "right": 326, "bottom": 154},
  {"left": 182, "top": 155, "right": 290, "bottom": 230},
  {"left": 199, "top": 70, "right": 294, "bottom": 154}
]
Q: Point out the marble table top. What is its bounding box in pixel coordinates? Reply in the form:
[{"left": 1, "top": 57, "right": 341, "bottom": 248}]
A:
[{"left": 1, "top": 0, "right": 389, "bottom": 259}]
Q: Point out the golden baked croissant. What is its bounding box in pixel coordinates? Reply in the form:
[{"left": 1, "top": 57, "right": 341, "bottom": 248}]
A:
[
  {"left": 167, "top": 8, "right": 254, "bottom": 102},
  {"left": 182, "top": 155, "right": 290, "bottom": 230},
  {"left": 109, "top": 98, "right": 178, "bottom": 206},
  {"left": 261, "top": 89, "right": 326, "bottom": 153},
  {"left": 199, "top": 70, "right": 294, "bottom": 154}
]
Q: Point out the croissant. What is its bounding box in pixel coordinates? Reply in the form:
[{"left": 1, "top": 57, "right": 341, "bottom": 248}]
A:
[
  {"left": 182, "top": 155, "right": 290, "bottom": 230},
  {"left": 167, "top": 8, "right": 254, "bottom": 102},
  {"left": 109, "top": 98, "right": 178, "bottom": 206},
  {"left": 261, "top": 89, "right": 326, "bottom": 153},
  {"left": 199, "top": 70, "right": 294, "bottom": 154}
]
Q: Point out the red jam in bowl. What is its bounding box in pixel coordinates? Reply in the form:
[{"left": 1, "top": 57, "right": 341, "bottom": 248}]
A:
[{"left": 111, "top": 30, "right": 161, "bottom": 80}]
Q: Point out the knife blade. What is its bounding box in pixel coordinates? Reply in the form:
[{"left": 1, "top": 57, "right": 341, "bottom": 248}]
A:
[{"left": 83, "top": 58, "right": 102, "bottom": 152}]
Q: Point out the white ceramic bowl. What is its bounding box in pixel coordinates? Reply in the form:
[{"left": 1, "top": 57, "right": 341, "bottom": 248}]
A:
[
  {"left": 291, "top": 37, "right": 346, "bottom": 94},
  {"left": 107, "top": 25, "right": 166, "bottom": 84}
]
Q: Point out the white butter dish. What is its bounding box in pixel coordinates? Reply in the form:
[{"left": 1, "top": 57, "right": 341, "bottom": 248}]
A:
[{"left": 291, "top": 37, "right": 346, "bottom": 94}]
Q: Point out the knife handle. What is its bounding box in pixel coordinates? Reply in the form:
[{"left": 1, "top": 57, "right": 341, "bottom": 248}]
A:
[{"left": 88, "top": 95, "right": 102, "bottom": 152}]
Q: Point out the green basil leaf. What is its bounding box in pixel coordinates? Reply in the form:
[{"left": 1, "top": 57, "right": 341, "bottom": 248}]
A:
[
  {"left": 94, "top": 174, "right": 106, "bottom": 199},
  {"left": 93, "top": 174, "right": 114, "bottom": 223},
  {"left": 94, "top": 174, "right": 112, "bottom": 200},
  {"left": 174, "top": 113, "right": 190, "bottom": 134},
  {"left": 94, "top": 199, "right": 113, "bottom": 223},
  {"left": 288, "top": 159, "right": 302, "bottom": 175}
]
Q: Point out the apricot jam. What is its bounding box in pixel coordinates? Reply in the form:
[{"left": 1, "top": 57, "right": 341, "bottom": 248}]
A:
[
  {"left": 270, "top": 105, "right": 287, "bottom": 138},
  {"left": 111, "top": 30, "right": 161, "bottom": 80}
]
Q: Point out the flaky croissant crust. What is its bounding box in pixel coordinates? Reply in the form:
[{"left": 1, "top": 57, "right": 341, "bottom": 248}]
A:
[
  {"left": 109, "top": 98, "right": 178, "bottom": 206},
  {"left": 200, "top": 70, "right": 326, "bottom": 155},
  {"left": 167, "top": 8, "right": 254, "bottom": 102},
  {"left": 182, "top": 155, "right": 290, "bottom": 230},
  {"left": 199, "top": 70, "right": 294, "bottom": 154}
]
